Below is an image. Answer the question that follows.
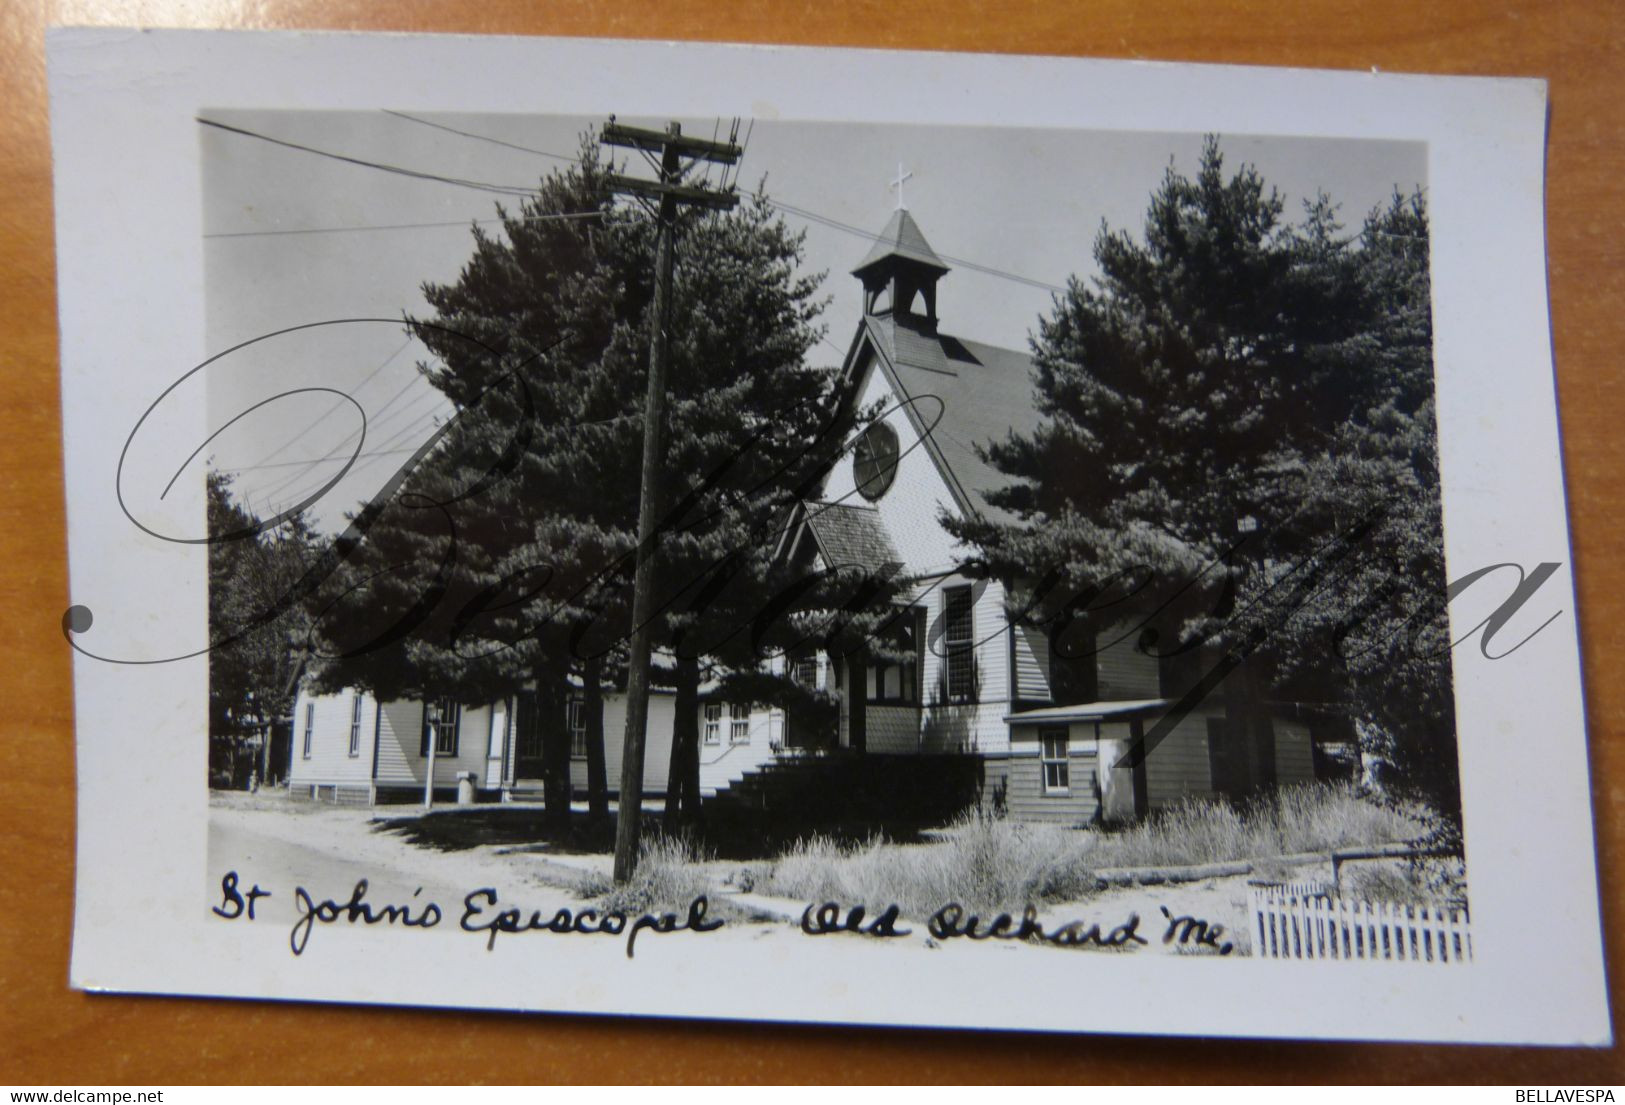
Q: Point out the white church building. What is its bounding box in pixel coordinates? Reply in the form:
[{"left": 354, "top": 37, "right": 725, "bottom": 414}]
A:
[{"left": 287, "top": 206, "right": 1322, "bottom": 822}]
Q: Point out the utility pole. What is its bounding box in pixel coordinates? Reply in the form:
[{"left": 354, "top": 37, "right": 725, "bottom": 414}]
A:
[{"left": 601, "top": 118, "right": 739, "bottom": 883}]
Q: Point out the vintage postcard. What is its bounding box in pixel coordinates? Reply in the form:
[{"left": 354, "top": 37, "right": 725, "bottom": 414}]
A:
[{"left": 49, "top": 28, "right": 1609, "bottom": 1043}]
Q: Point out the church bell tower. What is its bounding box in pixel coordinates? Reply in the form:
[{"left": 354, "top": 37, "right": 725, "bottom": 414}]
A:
[{"left": 853, "top": 205, "right": 950, "bottom": 334}]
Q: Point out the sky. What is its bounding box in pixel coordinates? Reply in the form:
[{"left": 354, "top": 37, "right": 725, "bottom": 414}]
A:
[{"left": 201, "top": 110, "right": 1425, "bottom": 532}]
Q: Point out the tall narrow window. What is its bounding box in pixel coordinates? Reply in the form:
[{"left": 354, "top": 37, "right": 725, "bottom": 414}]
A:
[
  {"left": 302, "top": 702, "right": 314, "bottom": 759},
  {"left": 703, "top": 702, "right": 722, "bottom": 745},
  {"left": 347, "top": 694, "right": 364, "bottom": 757},
  {"left": 730, "top": 702, "right": 750, "bottom": 744},
  {"left": 567, "top": 696, "right": 587, "bottom": 759},
  {"left": 1041, "top": 729, "right": 1070, "bottom": 794},
  {"left": 943, "top": 586, "right": 976, "bottom": 703},
  {"left": 420, "top": 698, "right": 459, "bottom": 757}
]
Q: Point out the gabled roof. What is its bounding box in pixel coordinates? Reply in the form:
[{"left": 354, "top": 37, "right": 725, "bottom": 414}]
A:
[
  {"left": 860, "top": 314, "right": 1045, "bottom": 527},
  {"left": 801, "top": 500, "right": 902, "bottom": 572},
  {"left": 852, "top": 209, "right": 951, "bottom": 276}
]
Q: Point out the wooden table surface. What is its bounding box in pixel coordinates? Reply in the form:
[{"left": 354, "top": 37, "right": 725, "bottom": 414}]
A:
[{"left": 3, "top": 0, "right": 1620, "bottom": 1085}]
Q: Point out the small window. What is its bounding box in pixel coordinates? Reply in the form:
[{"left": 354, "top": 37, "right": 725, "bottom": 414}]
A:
[
  {"left": 703, "top": 702, "right": 722, "bottom": 745},
  {"left": 730, "top": 702, "right": 750, "bottom": 744},
  {"left": 420, "top": 698, "right": 459, "bottom": 758},
  {"left": 943, "top": 586, "right": 976, "bottom": 703},
  {"left": 568, "top": 696, "right": 587, "bottom": 759},
  {"left": 792, "top": 654, "right": 819, "bottom": 689},
  {"left": 1041, "top": 729, "right": 1070, "bottom": 794},
  {"left": 302, "top": 702, "right": 315, "bottom": 759},
  {"left": 348, "top": 694, "right": 364, "bottom": 757}
]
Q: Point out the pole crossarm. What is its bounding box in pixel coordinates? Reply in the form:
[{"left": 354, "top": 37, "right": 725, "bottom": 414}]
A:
[
  {"left": 604, "top": 173, "right": 739, "bottom": 211},
  {"left": 602, "top": 121, "right": 742, "bottom": 165}
]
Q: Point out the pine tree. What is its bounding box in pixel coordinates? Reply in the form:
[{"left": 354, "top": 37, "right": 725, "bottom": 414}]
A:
[
  {"left": 949, "top": 140, "right": 1456, "bottom": 817},
  {"left": 306, "top": 141, "right": 859, "bottom": 842},
  {"left": 1265, "top": 192, "right": 1458, "bottom": 818},
  {"left": 207, "top": 471, "right": 318, "bottom": 787}
]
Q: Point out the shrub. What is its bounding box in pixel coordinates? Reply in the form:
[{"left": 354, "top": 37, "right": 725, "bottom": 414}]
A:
[
  {"left": 584, "top": 832, "right": 715, "bottom": 916},
  {"left": 1345, "top": 855, "right": 1468, "bottom": 906},
  {"left": 759, "top": 812, "right": 1097, "bottom": 917},
  {"left": 1095, "top": 782, "right": 1426, "bottom": 869},
  {"left": 755, "top": 782, "right": 1426, "bottom": 916}
]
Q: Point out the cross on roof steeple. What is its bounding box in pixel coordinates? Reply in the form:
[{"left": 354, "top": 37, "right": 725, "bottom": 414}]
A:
[{"left": 889, "top": 162, "right": 914, "bottom": 211}]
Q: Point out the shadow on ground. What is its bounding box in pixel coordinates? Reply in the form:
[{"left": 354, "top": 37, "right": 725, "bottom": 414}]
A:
[
  {"left": 372, "top": 807, "right": 620, "bottom": 853},
  {"left": 371, "top": 805, "right": 937, "bottom": 860}
]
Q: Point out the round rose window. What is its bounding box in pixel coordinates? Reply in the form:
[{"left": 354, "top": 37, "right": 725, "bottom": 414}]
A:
[{"left": 853, "top": 421, "right": 900, "bottom": 501}]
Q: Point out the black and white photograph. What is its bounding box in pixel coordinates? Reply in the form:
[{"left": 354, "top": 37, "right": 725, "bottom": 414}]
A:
[
  {"left": 199, "top": 109, "right": 1465, "bottom": 965},
  {"left": 50, "top": 29, "right": 1607, "bottom": 1044}
]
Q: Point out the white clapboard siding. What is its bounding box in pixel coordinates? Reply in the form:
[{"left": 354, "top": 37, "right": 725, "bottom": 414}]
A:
[
  {"left": 1250, "top": 886, "right": 1473, "bottom": 963},
  {"left": 1143, "top": 709, "right": 1217, "bottom": 809},
  {"left": 1013, "top": 622, "right": 1051, "bottom": 701},
  {"left": 1095, "top": 627, "right": 1161, "bottom": 699},
  {"left": 288, "top": 688, "right": 375, "bottom": 790},
  {"left": 697, "top": 702, "right": 778, "bottom": 795}
]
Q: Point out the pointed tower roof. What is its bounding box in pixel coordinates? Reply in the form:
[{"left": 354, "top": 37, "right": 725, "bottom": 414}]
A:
[{"left": 852, "top": 209, "right": 950, "bottom": 277}]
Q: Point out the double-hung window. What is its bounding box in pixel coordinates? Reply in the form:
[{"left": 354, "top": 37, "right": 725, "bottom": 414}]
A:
[
  {"left": 568, "top": 696, "right": 587, "bottom": 759},
  {"left": 729, "top": 703, "right": 750, "bottom": 744},
  {"left": 302, "top": 702, "right": 314, "bottom": 759},
  {"left": 1041, "top": 729, "right": 1070, "bottom": 794},
  {"left": 703, "top": 702, "right": 722, "bottom": 745},
  {"left": 420, "top": 698, "right": 459, "bottom": 758},
  {"left": 347, "top": 694, "right": 364, "bottom": 757}
]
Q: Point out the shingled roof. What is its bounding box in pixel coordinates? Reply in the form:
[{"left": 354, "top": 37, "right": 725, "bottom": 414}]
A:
[
  {"left": 862, "top": 314, "right": 1045, "bottom": 527},
  {"left": 852, "top": 209, "right": 951, "bottom": 276},
  {"left": 801, "top": 501, "right": 902, "bottom": 573}
]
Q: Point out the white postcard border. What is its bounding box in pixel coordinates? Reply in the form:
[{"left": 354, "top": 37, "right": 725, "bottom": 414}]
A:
[{"left": 48, "top": 27, "right": 1608, "bottom": 1044}]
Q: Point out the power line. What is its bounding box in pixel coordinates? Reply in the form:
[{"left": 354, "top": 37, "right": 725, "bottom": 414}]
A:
[
  {"left": 204, "top": 210, "right": 601, "bottom": 240},
  {"left": 766, "top": 198, "right": 1068, "bottom": 294},
  {"left": 365, "top": 372, "right": 439, "bottom": 426},
  {"left": 383, "top": 109, "right": 580, "bottom": 163},
  {"left": 214, "top": 369, "right": 442, "bottom": 515},
  {"left": 198, "top": 117, "right": 539, "bottom": 197},
  {"left": 252, "top": 390, "right": 448, "bottom": 504},
  {"left": 734, "top": 118, "right": 755, "bottom": 193},
  {"left": 696, "top": 117, "right": 721, "bottom": 188},
  {"left": 229, "top": 385, "right": 441, "bottom": 482},
  {"left": 216, "top": 446, "right": 427, "bottom": 474},
  {"left": 209, "top": 112, "right": 1067, "bottom": 303},
  {"left": 243, "top": 337, "right": 413, "bottom": 470}
]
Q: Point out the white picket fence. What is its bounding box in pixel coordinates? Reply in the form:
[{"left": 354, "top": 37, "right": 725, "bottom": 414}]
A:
[{"left": 1249, "top": 883, "right": 1473, "bottom": 963}]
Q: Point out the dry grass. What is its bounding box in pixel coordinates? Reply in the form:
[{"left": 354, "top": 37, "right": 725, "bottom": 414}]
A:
[
  {"left": 759, "top": 818, "right": 1097, "bottom": 917},
  {"left": 756, "top": 782, "right": 1426, "bottom": 917},
  {"left": 1093, "top": 782, "right": 1427, "bottom": 869},
  {"left": 1345, "top": 856, "right": 1468, "bottom": 906},
  {"left": 579, "top": 833, "right": 715, "bottom": 915}
]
